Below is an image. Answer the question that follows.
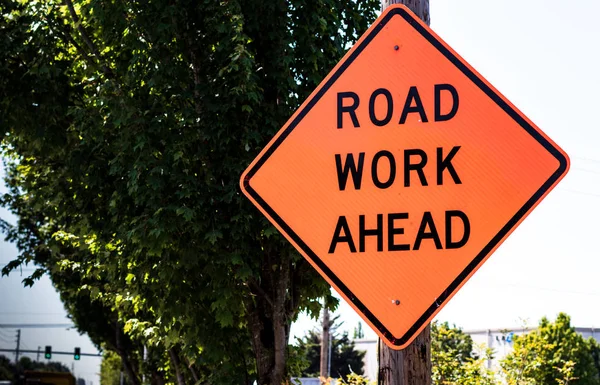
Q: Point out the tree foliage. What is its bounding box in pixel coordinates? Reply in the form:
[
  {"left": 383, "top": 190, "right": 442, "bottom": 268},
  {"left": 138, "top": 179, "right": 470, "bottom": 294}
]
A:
[
  {"left": 0, "top": 0, "right": 379, "bottom": 384},
  {"left": 0, "top": 355, "right": 71, "bottom": 381},
  {"left": 0, "top": 355, "right": 14, "bottom": 381},
  {"left": 431, "top": 321, "right": 498, "bottom": 385},
  {"left": 100, "top": 351, "right": 126, "bottom": 385},
  {"left": 296, "top": 324, "right": 366, "bottom": 379},
  {"left": 501, "top": 313, "right": 600, "bottom": 385}
]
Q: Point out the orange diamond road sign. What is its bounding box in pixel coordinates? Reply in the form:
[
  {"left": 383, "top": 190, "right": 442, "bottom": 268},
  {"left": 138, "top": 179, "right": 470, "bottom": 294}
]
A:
[{"left": 240, "top": 5, "right": 569, "bottom": 349}]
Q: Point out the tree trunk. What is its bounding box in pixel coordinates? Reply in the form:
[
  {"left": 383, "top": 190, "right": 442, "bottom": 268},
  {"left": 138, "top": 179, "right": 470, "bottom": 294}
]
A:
[
  {"left": 169, "top": 348, "right": 186, "bottom": 385},
  {"left": 151, "top": 371, "right": 166, "bottom": 385},
  {"left": 121, "top": 354, "right": 142, "bottom": 385},
  {"left": 378, "top": 2, "right": 431, "bottom": 384},
  {"left": 247, "top": 255, "right": 294, "bottom": 385},
  {"left": 114, "top": 321, "right": 142, "bottom": 385},
  {"left": 185, "top": 358, "right": 200, "bottom": 384}
]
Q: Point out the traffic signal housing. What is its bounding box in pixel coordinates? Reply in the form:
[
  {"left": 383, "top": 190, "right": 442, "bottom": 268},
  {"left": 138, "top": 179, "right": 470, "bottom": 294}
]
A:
[
  {"left": 74, "top": 347, "right": 81, "bottom": 360},
  {"left": 44, "top": 346, "right": 51, "bottom": 359}
]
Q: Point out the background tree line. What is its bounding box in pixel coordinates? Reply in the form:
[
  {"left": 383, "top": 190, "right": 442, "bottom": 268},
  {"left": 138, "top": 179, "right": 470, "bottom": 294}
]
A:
[
  {"left": 429, "top": 314, "right": 600, "bottom": 385},
  {"left": 0, "top": 355, "right": 86, "bottom": 385}
]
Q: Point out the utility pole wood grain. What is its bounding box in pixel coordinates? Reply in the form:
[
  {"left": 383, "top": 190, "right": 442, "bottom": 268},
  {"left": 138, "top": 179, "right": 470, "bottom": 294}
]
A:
[
  {"left": 382, "top": 0, "right": 429, "bottom": 25},
  {"left": 378, "top": 325, "right": 431, "bottom": 385},
  {"left": 15, "top": 329, "right": 20, "bottom": 365},
  {"left": 378, "top": 1, "right": 431, "bottom": 384},
  {"left": 320, "top": 307, "right": 330, "bottom": 382}
]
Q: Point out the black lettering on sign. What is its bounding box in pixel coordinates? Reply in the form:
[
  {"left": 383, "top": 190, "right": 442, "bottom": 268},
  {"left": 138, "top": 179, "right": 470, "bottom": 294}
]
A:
[
  {"left": 371, "top": 150, "right": 396, "bottom": 189},
  {"left": 337, "top": 92, "right": 360, "bottom": 128},
  {"left": 414, "top": 212, "right": 443, "bottom": 250},
  {"left": 399, "top": 86, "right": 428, "bottom": 124},
  {"left": 359, "top": 214, "right": 384, "bottom": 252},
  {"left": 335, "top": 153, "right": 365, "bottom": 191},
  {"left": 445, "top": 210, "right": 470, "bottom": 249},
  {"left": 328, "top": 216, "right": 357, "bottom": 253},
  {"left": 336, "top": 147, "right": 462, "bottom": 190},
  {"left": 337, "top": 84, "right": 459, "bottom": 127},
  {"left": 369, "top": 88, "right": 394, "bottom": 126},
  {"left": 437, "top": 146, "right": 462, "bottom": 185},
  {"left": 434, "top": 84, "right": 459, "bottom": 122},
  {"left": 388, "top": 213, "right": 410, "bottom": 251},
  {"left": 328, "top": 211, "right": 471, "bottom": 253},
  {"left": 404, "top": 149, "right": 428, "bottom": 187}
]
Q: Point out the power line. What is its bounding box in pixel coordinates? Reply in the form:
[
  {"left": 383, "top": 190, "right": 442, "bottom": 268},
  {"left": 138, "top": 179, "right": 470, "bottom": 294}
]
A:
[
  {"left": 0, "top": 312, "right": 65, "bottom": 315},
  {"left": 0, "top": 335, "right": 12, "bottom": 343},
  {"left": 0, "top": 324, "right": 74, "bottom": 329},
  {"left": 572, "top": 167, "right": 600, "bottom": 176},
  {"left": 574, "top": 156, "right": 600, "bottom": 164},
  {"left": 560, "top": 188, "right": 600, "bottom": 198},
  {"left": 482, "top": 280, "right": 600, "bottom": 297},
  {"left": 0, "top": 335, "right": 15, "bottom": 344},
  {"left": 0, "top": 330, "right": 15, "bottom": 342},
  {"left": 0, "top": 264, "right": 39, "bottom": 272}
]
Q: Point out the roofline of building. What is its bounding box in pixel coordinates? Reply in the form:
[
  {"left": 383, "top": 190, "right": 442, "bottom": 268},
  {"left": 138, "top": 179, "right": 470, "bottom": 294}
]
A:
[{"left": 464, "top": 326, "right": 597, "bottom": 335}]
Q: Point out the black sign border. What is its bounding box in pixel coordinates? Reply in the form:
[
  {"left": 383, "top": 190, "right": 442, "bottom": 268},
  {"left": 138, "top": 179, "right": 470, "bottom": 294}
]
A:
[{"left": 243, "top": 7, "right": 568, "bottom": 347}]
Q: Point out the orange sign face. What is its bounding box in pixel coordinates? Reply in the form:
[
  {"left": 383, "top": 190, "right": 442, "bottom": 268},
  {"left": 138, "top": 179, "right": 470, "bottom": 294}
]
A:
[{"left": 240, "top": 5, "right": 569, "bottom": 349}]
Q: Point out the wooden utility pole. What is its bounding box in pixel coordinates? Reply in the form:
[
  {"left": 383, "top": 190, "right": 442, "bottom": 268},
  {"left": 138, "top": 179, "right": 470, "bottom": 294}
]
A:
[
  {"left": 377, "top": 2, "right": 431, "bottom": 385},
  {"left": 15, "top": 329, "right": 21, "bottom": 365},
  {"left": 382, "top": 0, "right": 429, "bottom": 25},
  {"left": 319, "top": 307, "right": 330, "bottom": 381}
]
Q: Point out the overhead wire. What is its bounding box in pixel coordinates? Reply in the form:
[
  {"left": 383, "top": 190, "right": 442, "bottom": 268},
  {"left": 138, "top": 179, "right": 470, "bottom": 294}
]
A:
[
  {"left": 0, "top": 334, "right": 13, "bottom": 344},
  {"left": 559, "top": 189, "right": 600, "bottom": 198},
  {"left": 0, "top": 328, "right": 15, "bottom": 339},
  {"left": 572, "top": 167, "right": 600, "bottom": 176},
  {"left": 574, "top": 156, "right": 600, "bottom": 164}
]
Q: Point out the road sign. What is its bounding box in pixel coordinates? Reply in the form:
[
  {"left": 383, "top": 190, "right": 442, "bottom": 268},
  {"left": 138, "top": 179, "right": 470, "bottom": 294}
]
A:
[{"left": 240, "top": 5, "right": 569, "bottom": 349}]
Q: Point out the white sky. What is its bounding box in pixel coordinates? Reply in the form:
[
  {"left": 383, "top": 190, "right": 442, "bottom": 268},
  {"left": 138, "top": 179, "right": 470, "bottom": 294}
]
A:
[{"left": 1, "top": 0, "right": 600, "bottom": 381}]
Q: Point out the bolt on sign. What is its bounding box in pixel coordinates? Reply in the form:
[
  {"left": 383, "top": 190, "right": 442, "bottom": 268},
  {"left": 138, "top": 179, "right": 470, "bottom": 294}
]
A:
[{"left": 240, "top": 5, "right": 569, "bottom": 349}]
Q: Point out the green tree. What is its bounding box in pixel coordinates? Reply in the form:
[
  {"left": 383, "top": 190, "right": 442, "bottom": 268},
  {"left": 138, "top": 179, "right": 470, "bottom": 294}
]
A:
[
  {"left": 0, "top": 355, "right": 14, "bottom": 381},
  {"left": 101, "top": 351, "right": 125, "bottom": 385},
  {"left": 0, "top": 355, "right": 72, "bottom": 382},
  {"left": 0, "top": 0, "right": 379, "bottom": 384},
  {"left": 296, "top": 327, "right": 366, "bottom": 379},
  {"left": 502, "top": 313, "right": 599, "bottom": 385},
  {"left": 431, "top": 321, "right": 498, "bottom": 385},
  {"left": 590, "top": 338, "right": 600, "bottom": 382},
  {"left": 17, "top": 356, "right": 70, "bottom": 373}
]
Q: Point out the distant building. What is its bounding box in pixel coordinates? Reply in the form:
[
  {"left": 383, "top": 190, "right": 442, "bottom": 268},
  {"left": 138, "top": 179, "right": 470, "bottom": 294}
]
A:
[
  {"left": 465, "top": 327, "right": 599, "bottom": 369},
  {"left": 346, "top": 326, "right": 599, "bottom": 381},
  {"left": 292, "top": 379, "right": 322, "bottom": 385},
  {"left": 353, "top": 339, "right": 378, "bottom": 381}
]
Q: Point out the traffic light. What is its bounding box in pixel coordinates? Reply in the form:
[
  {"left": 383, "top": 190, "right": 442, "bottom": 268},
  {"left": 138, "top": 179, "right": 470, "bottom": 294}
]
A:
[
  {"left": 74, "top": 347, "right": 81, "bottom": 360},
  {"left": 44, "top": 346, "right": 52, "bottom": 359}
]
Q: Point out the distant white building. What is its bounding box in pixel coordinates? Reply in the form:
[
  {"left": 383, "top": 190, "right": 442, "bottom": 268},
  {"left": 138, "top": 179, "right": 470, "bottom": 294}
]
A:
[
  {"left": 465, "top": 327, "right": 600, "bottom": 370},
  {"left": 353, "top": 339, "right": 379, "bottom": 381},
  {"left": 347, "top": 326, "right": 599, "bottom": 381},
  {"left": 292, "top": 379, "right": 322, "bottom": 385}
]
